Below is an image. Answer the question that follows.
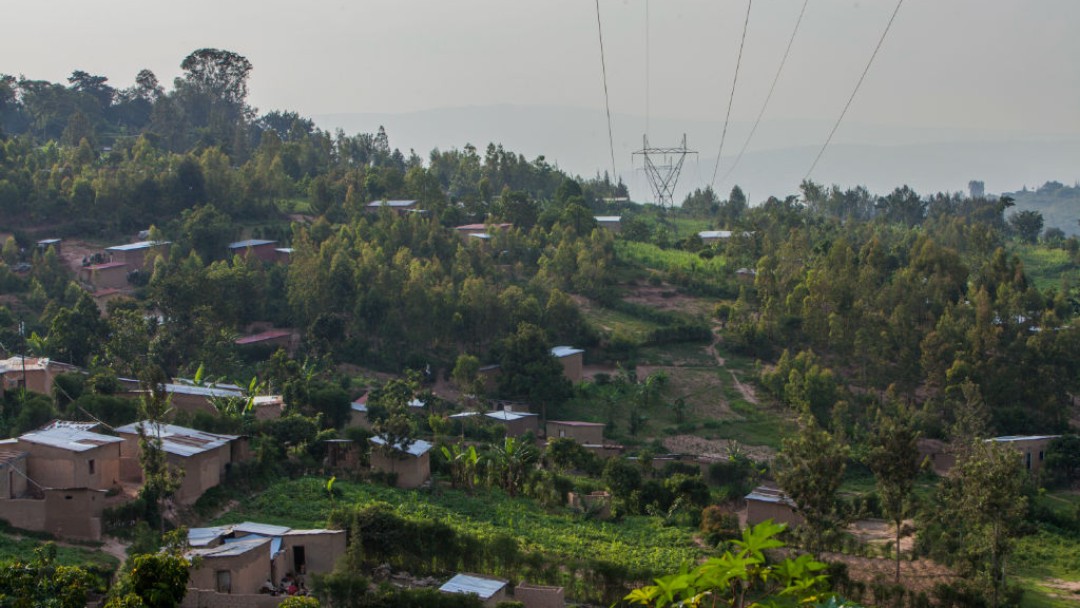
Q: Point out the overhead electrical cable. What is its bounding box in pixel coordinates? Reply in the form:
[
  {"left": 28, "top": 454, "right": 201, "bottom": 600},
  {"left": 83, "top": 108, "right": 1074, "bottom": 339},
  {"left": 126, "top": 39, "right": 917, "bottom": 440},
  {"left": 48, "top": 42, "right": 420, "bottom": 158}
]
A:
[
  {"left": 710, "top": 0, "right": 753, "bottom": 189},
  {"left": 595, "top": 0, "right": 618, "bottom": 184},
  {"left": 805, "top": 0, "right": 905, "bottom": 180},
  {"left": 645, "top": 0, "right": 650, "bottom": 138},
  {"left": 721, "top": 0, "right": 810, "bottom": 186}
]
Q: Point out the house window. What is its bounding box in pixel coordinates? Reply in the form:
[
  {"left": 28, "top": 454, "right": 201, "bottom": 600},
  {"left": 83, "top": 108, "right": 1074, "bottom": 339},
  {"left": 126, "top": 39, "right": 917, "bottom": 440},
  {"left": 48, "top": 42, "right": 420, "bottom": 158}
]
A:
[
  {"left": 216, "top": 570, "right": 232, "bottom": 593},
  {"left": 1025, "top": 453, "right": 1032, "bottom": 470},
  {"left": 88, "top": 460, "right": 95, "bottom": 475},
  {"left": 1039, "top": 450, "right": 1045, "bottom": 461}
]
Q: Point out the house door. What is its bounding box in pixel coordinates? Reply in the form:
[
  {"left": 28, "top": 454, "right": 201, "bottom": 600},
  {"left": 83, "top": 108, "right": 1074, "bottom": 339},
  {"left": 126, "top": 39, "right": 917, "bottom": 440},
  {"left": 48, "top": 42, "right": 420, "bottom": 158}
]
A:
[
  {"left": 293, "top": 545, "right": 306, "bottom": 574},
  {"left": 216, "top": 570, "right": 231, "bottom": 593}
]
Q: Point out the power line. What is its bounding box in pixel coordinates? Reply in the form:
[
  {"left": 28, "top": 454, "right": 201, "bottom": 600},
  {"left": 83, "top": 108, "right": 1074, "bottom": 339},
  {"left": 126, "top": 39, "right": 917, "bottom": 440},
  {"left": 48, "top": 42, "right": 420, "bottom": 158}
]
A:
[
  {"left": 645, "top": 0, "right": 650, "bottom": 138},
  {"left": 805, "top": 0, "right": 905, "bottom": 181},
  {"left": 710, "top": 0, "right": 753, "bottom": 189},
  {"left": 721, "top": 0, "right": 810, "bottom": 187},
  {"left": 595, "top": 0, "right": 618, "bottom": 185}
]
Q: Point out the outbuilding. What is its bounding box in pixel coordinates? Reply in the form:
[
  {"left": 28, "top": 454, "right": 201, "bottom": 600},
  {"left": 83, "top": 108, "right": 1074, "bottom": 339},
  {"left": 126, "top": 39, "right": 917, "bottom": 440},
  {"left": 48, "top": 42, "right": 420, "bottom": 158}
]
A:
[
  {"left": 369, "top": 436, "right": 432, "bottom": 489},
  {"left": 439, "top": 574, "right": 509, "bottom": 607}
]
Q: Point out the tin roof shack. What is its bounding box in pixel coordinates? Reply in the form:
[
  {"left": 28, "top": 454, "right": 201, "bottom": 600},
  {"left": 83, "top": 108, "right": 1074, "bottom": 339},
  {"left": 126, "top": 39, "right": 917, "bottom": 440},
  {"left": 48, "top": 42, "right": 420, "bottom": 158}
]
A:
[
  {"left": 439, "top": 574, "right": 509, "bottom": 607},
  {"left": 105, "top": 240, "right": 170, "bottom": 270},
  {"left": 186, "top": 522, "right": 346, "bottom": 594},
  {"left": 745, "top": 486, "right": 803, "bottom": 527},
  {"left": 0, "top": 356, "right": 80, "bottom": 397},
  {"left": 485, "top": 409, "right": 539, "bottom": 438},
  {"left": 369, "top": 436, "right": 432, "bottom": 489},
  {"left": 514, "top": 583, "right": 565, "bottom": 608},
  {"left": 546, "top": 420, "right": 605, "bottom": 445},
  {"left": 17, "top": 425, "right": 121, "bottom": 491},
  {"left": 36, "top": 238, "right": 62, "bottom": 255},
  {"left": 989, "top": 435, "right": 1060, "bottom": 474},
  {"left": 187, "top": 537, "right": 271, "bottom": 595},
  {"left": 455, "top": 223, "right": 512, "bottom": 237},
  {"left": 227, "top": 239, "right": 278, "bottom": 263},
  {"left": 365, "top": 199, "right": 420, "bottom": 215},
  {"left": 114, "top": 422, "right": 239, "bottom": 505},
  {"left": 550, "top": 346, "right": 584, "bottom": 384},
  {"left": 594, "top": 216, "right": 622, "bottom": 233},
  {"left": 250, "top": 395, "right": 285, "bottom": 421},
  {"left": 78, "top": 261, "right": 129, "bottom": 290},
  {"left": 119, "top": 382, "right": 244, "bottom": 418}
]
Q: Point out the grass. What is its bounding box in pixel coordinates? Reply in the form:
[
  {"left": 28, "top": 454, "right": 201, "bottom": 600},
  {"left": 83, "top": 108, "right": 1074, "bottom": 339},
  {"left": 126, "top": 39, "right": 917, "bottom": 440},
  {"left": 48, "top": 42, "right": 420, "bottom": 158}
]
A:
[
  {"left": 616, "top": 241, "right": 729, "bottom": 276},
  {"left": 1014, "top": 527, "right": 1080, "bottom": 608},
  {"left": 637, "top": 342, "right": 715, "bottom": 367},
  {"left": 0, "top": 530, "right": 119, "bottom": 572},
  {"left": 214, "top": 477, "right": 704, "bottom": 577},
  {"left": 578, "top": 302, "right": 663, "bottom": 343},
  {"left": 1011, "top": 244, "right": 1080, "bottom": 292}
]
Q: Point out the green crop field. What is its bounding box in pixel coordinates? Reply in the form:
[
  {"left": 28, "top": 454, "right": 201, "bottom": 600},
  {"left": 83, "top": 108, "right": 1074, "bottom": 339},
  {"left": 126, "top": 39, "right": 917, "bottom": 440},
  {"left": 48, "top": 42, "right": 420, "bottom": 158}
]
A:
[{"left": 214, "top": 477, "right": 704, "bottom": 577}]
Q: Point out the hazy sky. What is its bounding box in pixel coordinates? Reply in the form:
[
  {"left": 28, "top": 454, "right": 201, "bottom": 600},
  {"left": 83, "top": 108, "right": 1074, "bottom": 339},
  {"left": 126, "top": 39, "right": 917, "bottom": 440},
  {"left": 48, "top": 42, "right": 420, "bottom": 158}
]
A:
[{"left": 4, "top": 1, "right": 1080, "bottom": 195}]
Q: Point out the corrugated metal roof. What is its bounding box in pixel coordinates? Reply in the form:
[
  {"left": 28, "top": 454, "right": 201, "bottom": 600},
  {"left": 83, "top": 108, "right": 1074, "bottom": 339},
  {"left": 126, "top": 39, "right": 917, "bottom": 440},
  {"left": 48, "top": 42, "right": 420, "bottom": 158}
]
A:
[
  {"left": 39, "top": 420, "right": 100, "bottom": 432},
  {"left": 228, "top": 239, "right": 277, "bottom": 249},
  {"left": 551, "top": 346, "right": 584, "bottom": 358},
  {"left": 408, "top": 398, "right": 425, "bottom": 409},
  {"left": 745, "top": 487, "right": 796, "bottom": 507},
  {"left": 113, "top": 422, "right": 237, "bottom": 457},
  {"left": 486, "top": 411, "right": 537, "bottom": 422},
  {"left": 549, "top": 420, "right": 604, "bottom": 427},
  {"left": 0, "top": 450, "right": 28, "bottom": 466},
  {"left": 275, "top": 247, "right": 294, "bottom": 254},
  {"left": 989, "top": 435, "right": 1060, "bottom": 443},
  {"left": 232, "top": 522, "right": 292, "bottom": 537},
  {"left": 594, "top": 216, "right": 621, "bottom": 222},
  {"left": 188, "top": 537, "right": 268, "bottom": 559},
  {"left": 366, "top": 199, "right": 418, "bottom": 208},
  {"left": 449, "top": 412, "right": 478, "bottom": 419},
  {"left": 188, "top": 526, "right": 231, "bottom": 547},
  {"left": 370, "top": 436, "right": 432, "bottom": 457},
  {"left": 439, "top": 574, "right": 507, "bottom": 599},
  {"left": 106, "top": 240, "right": 170, "bottom": 251},
  {"left": 698, "top": 230, "right": 734, "bottom": 239},
  {"left": 235, "top": 330, "right": 292, "bottom": 345},
  {"left": 19, "top": 426, "right": 123, "bottom": 452},
  {"left": 161, "top": 383, "right": 244, "bottom": 399}
]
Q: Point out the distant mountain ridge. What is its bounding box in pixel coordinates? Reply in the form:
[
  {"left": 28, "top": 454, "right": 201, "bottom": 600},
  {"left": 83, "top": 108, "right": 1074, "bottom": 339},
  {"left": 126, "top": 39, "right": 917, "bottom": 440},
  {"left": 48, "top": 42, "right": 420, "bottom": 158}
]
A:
[{"left": 313, "top": 104, "right": 1080, "bottom": 205}]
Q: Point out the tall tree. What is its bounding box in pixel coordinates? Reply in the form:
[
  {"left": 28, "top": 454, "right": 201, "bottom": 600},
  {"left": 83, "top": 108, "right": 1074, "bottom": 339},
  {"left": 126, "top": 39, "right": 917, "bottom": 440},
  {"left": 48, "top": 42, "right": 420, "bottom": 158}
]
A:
[
  {"left": 864, "top": 398, "right": 923, "bottom": 582},
  {"left": 775, "top": 413, "right": 849, "bottom": 553}
]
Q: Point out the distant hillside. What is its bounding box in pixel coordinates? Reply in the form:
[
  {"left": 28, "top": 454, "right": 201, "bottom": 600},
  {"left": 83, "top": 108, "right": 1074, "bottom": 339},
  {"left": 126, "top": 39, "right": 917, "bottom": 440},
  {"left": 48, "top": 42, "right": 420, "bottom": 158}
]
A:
[{"left": 1006, "top": 181, "right": 1080, "bottom": 235}]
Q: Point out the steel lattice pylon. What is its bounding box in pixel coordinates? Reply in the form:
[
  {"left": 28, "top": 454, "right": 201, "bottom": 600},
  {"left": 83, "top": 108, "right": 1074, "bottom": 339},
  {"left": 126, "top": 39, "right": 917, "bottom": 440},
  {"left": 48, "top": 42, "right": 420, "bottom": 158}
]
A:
[{"left": 632, "top": 134, "right": 696, "bottom": 209}]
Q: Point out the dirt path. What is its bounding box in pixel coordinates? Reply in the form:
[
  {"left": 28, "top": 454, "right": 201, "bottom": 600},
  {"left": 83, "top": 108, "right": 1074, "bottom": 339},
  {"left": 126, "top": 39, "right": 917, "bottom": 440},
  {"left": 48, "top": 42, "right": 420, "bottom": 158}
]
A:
[{"left": 729, "top": 370, "right": 758, "bottom": 404}]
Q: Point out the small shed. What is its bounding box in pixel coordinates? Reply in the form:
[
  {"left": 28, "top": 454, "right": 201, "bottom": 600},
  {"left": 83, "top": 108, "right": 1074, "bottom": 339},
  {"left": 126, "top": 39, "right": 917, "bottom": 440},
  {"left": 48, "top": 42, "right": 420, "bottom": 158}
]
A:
[
  {"left": 17, "top": 424, "right": 122, "bottom": 491},
  {"left": 439, "top": 573, "right": 509, "bottom": 607},
  {"left": 36, "top": 239, "right": 61, "bottom": 255},
  {"left": 186, "top": 537, "right": 271, "bottom": 595},
  {"left": 546, "top": 420, "right": 605, "bottom": 444},
  {"left": 745, "top": 486, "right": 803, "bottom": 527},
  {"left": 369, "top": 436, "right": 432, "bottom": 489},
  {"left": 550, "top": 346, "right": 584, "bottom": 384},
  {"left": 515, "top": 583, "right": 566, "bottom": 608}
]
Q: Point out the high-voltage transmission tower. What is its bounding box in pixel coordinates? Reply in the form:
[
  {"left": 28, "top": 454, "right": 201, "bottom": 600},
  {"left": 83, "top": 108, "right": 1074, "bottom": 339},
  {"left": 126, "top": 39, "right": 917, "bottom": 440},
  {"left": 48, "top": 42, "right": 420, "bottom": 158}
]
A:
[{"left": 632, "top": 134, "right": 696, "bottom": 210}]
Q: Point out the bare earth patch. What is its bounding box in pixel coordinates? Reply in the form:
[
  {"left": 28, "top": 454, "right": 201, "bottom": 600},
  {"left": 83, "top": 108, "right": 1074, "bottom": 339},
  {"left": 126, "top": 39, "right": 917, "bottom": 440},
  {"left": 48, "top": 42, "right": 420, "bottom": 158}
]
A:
[
  {"left": 816, "top": 551, "right": 958, "bottom": 594},
  {"left": 729, "top": 371, "right": 758, "bottom": 404},
  {"left": 621, "top": 284, "right": 714, "bottom": 317}
]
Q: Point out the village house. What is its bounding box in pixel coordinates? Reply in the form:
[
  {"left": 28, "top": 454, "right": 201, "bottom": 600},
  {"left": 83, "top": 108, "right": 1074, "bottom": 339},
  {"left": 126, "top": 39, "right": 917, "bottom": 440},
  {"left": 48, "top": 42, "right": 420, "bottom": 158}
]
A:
[
  {"left": 119, "top": 381, "right": 244, "bottom": 417},
  {"left": 369, "top": 436, "right": 432, "bottom": 489},
  {"left": 988, "top": 435, "right": 1060, "bottom": 474},
  {"left": 365, "top": 199, "right": 421, "bottom": 215},
  {"left": 88, "top": 288, "right": 132, "bottom": 314},
  {"left": 17, "top": 421, "right": 122, "bottom": 491},
  {"left": 78, "top": 261, "right": 129, "bottom": 291},
  {"left": 455, "top": 223, "right": 512, "bottom": 237},
  {"left": 349, "top": 394, "right": 371, "bottom": 429},
  {"left": 274, "top": 247, "right": 293, "bottom": 263},
  {"left": 439, "top": 574, "right": 509, "bottom": 607},
  {"left": 185, "top": 521, "right": 346, "bottom": 599},
  {"left": 227, "top": 239, "right": 279, "bottom": 262},
  {"left": 550, "top": 346, "right": 585, "bottom": 384},
  {"left": 744, "top": 486, "right": 803, "bottom": 527},
  {"left": 235, "top": 329, "right": 295, "bottom": 353},
  {"left": 546, "top": 420, "right": 605, "bottom": 445},
  {"left": 593, "top": 216, "right": 622, "bottom": 233},
  {"left": 0, "top": 356, "right": 80, "bottom": 397},
  {"left": 105, "top": 240, "right": 170, "bottom": 270},
  {"left": 113, "top": 422, "right": 242, "bottom": 505}
]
